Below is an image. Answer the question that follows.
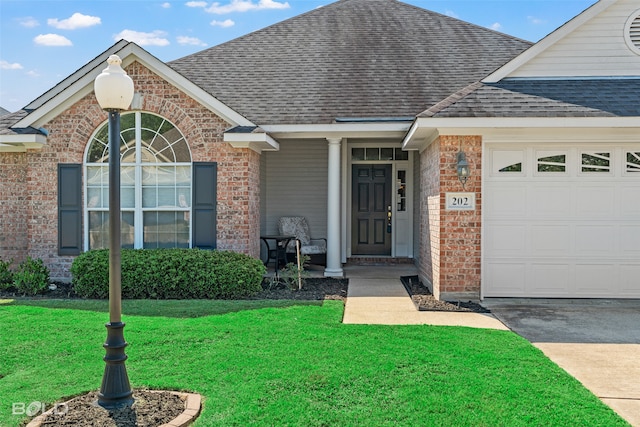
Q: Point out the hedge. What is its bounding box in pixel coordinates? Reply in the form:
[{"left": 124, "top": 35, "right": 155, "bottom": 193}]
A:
[{"left": 71, "top": 248, "right": 266, "bottom": 299}]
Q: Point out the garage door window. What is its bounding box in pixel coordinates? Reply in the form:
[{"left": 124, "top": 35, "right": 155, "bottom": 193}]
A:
[
  {"left": 627, "top": 152, "right": 640, "bottom": 173},
  {"left": 581, "top": 152, "right": 611, "bottom": 173},
  {"left": 492, "top": 150, "right": 524, "bottom": 174},
  {"left": 537, "top": 152, "right": 566, "bottom": 173}
]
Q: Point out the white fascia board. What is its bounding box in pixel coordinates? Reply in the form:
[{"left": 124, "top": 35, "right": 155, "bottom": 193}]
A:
[
  {"left": 224, "top": 132, "right": 279, "bottom": 153},
  {"left": 0, "top": 144, "right": 27, "bottom": 153},
  {"left": 401, "top": 121, "right": 438, "bottom": 152},
  {"left": 481, "top": 127, "right": 640, "bottom": 144},
  {"left": 0, "top": 133, "right": 48, "bottom": 148},
  {"left": 483, "top": 0, "right": 617, "bottom": 83},
  {"left": 14, "top": 43, "right": 255, "bottom": 130},
  {"left": 260, "top": 122, "right": 412, "bottom": 139},
  {"left": 416, "top": 116, "right": 640, "bottom": 130},
  {"left": 403, "top": 116, "right": 640, "bottom": 150}
]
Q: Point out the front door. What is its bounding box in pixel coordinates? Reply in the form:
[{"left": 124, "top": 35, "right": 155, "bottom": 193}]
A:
[{"left": 351, "top": 164, "right": 392, "bottom": 255}]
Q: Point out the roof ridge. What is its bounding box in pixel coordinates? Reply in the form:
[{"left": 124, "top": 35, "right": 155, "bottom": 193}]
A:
[{"left": 419, "top": 82, "right": 484, "bottom": 117}]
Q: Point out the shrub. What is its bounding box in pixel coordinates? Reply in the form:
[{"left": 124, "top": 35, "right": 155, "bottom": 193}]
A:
[
  {"left": 13, "top": 257, "right": 50, "bottom": 296},
  {"left": 71, "top": 248, "right": 266, "bottom": 299},
  {"left": 0, "top": 258, "right": 14, "bottom": 291}
]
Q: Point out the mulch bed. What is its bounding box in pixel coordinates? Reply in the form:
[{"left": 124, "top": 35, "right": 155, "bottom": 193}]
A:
[
  {"left": 251, "top": 277, "right": 349, "bottom": 301},
  {"left": 400, "top": 275, "right": 490, "bottom": 313},
  {"left": 34, "top": 390, "right": 185, "bottom": 427}
]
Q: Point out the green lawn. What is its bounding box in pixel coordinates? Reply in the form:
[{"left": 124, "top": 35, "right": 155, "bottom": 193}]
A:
[{"left": 0, "top": 298, "right": 628, "bottom": 426}]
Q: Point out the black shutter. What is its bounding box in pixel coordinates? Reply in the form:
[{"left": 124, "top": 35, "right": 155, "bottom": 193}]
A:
[
  {"left": 58, "top": 164, "right": 82, "bottom": 255},
  {"left": 192, "top": 162, "right": 217, "bottom": 249}
]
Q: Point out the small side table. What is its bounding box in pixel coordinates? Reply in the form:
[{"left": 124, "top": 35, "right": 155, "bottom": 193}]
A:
[{"left": 260, "top": 235, "right": 296, "bottom": 278}]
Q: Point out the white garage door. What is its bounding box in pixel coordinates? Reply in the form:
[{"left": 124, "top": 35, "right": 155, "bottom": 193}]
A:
[{"left": 484, "top": 144, "right": 640, "bottom": 298}]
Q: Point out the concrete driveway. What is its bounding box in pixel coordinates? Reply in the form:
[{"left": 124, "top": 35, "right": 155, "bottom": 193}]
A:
[{"left": 483, "top": 298, "right": 640, "bottom": 427}]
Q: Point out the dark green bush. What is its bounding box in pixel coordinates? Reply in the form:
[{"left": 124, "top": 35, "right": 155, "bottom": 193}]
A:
[
  {"left": 71, "top": 248, "right": 266, "bottom": 299},
  {"left": 13, "top": 257, "right": 50, "bottom": 296},
  {"left": 0, "top": 258, "right": 14, "bottom": 291}
]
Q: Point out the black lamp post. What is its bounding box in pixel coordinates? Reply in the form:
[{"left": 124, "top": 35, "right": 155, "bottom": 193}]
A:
[{"left": 93, "top": 54, "right": 135, "bottom": 409}]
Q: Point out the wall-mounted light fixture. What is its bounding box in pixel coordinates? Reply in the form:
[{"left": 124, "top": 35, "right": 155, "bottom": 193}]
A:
[{"left": 456, "top": 150, "right": 470, "bottom": 188}]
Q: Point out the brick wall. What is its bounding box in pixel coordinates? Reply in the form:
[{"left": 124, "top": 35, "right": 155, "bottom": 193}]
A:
[
  {"left": 418, "top": 135, "right": 482, "bottom": 300},
  {"left": 0, "top": 61, "right": 260, "bottom": 280},
  {"left": 0, "top": 153, "right": 28, "bottom": 267},
  {"left": 418, "top": 139, "right": 440, "bottom": 295}
]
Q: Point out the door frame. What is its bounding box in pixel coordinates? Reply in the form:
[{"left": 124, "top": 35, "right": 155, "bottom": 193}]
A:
[{"left": 344, "top": 141, "right": 414, "bottom": 260}]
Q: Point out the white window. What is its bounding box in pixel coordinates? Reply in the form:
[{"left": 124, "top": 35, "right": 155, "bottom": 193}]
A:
[
  {"left": 581, "top": 152, "right": 611, "bottom": 174},
  {"left": 491, "top": 150, "right": 524, "bottom": 175},
  {"left": 536, "top": 151, "right": 566, "bottom": 173},
  {"left": 85, "top": 112, "right": 192, "bottom": 250},
  {"left": 627, "top": 151, "right": 640, "bottom": 173}
]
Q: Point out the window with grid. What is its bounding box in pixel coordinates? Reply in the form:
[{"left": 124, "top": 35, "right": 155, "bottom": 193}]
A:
[{"left": 85, "top": 112, "right": 192, "bottom": 250}]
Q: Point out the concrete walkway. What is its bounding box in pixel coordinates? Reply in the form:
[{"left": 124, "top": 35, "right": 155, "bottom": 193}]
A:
[{"left": 341, "top": 265, "right": 507, "bottom": 330}]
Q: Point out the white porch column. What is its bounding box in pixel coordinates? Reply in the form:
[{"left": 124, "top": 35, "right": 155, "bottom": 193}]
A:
[{"left": 325, "top": 137, "right": 343, "bottom": 277}]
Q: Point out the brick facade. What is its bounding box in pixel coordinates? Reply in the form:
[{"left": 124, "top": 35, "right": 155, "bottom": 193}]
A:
[
  {"left": 0, "top": 153, "right": 28, "bottom": 267},
  {"left": 0, "top": 61, "right": 260, "bottom": 280},
  {"left": 418, "top": 135, "right": 482, "bottom": 299}
]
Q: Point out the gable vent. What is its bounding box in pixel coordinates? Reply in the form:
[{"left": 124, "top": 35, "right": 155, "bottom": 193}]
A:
[{"left": 625, "top": 10, "right": 640, "bottom": 55}]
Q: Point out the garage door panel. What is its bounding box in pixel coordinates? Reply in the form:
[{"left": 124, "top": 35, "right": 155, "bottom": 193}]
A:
[
  {"left": 531, "top": 225, "right": 570, "bottom": 255},
  {"left": 485, "top": 262, "right": 526, "bottom": 296},
  {"left": 620, "top": 265, "right": 640, "bottom": 295},
  {"left": 575, "top": 225, "right": 615, "bottom": 255},
  {"left": 575, "top": 185, "right": 615, "bottom": 218},
  {"left": 485, "top": 186, "right": 527, "bottom": 217},
  {"left": 620, "top": 186, "right": 640, "bottom": 217},
  {"left": 530, "top": 263, "right": 570, "bottom": 296},
  {"left": 620, "top": 226, "right": 640, "bottom": 254},
  {"left": 486, "top": 224, "right": 526, "bottom": 254},
  {"left": 531, "top": 187, "right": 572, "bottom": 218},
  {"left": 575, "top": 264, "right": 616, "bottom": 295}
]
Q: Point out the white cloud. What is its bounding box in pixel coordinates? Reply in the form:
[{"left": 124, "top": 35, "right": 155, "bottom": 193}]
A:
[
  {"left": 33, "top": 34, "right": 73, "bottom": 46},
  {"left": 18, "top": 17, "right": 39, "bottom": 28},
  {"left": 210, "top": 19, "right": 235, "bottom": 27},
  {"left": 177, "top": 35, "right": 208, "bottom": 46},
  {"left": 114, "top": 30, "right": 170, "bottom": 46},
  {"left": 0, "top": 60, "right": 24, "bottom": 70},
  {"left": 48, "top": 13, "right": 101, "bottom": 30},
  {"left": 27, "top": 70, "right": 40, "bottom": 77},
  {"left": 186, "top": 1, "right": 208, "bottom": 7},
  {"left": 206, "top": 0, "right": 290, "bottom": 14},
  {"left": 444, "top": 10, "right": 459, "bottom": 19},
  {"left": 527, "top": 16, "right": 546, "bottom": 25},
  {"left": 490, "top": 22, "right": 502, "bottom": 31},
  {"left": 161, "top": 2, "right": 171, "bottom": 8}
]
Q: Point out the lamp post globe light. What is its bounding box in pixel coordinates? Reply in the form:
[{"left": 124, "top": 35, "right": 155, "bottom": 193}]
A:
[{"left": 93, "top": 54, "right": 135, "bottom": 409}]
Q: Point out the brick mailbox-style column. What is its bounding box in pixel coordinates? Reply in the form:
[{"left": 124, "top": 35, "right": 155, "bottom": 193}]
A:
[
  {"left": 1, "top": 61, "right": 260, "bottom": 281},
  {"left": 419, "top": 135, "right": 482, "bottom": 300}
]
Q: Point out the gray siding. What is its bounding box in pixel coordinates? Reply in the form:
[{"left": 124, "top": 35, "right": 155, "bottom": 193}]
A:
[{"left": 262, "top": 140, "right": 328, "bottom": 240}]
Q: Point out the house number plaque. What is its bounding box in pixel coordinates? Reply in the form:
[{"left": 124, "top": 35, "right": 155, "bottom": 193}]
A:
[{"left": 445, "top": 192, "right": 475, "bottom": 211}]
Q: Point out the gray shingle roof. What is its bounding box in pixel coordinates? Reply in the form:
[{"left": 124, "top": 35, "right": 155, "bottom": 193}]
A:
[
  {"left": 424, "top": 79, "right": 640, "bottom": 118},
  {"left": 0, "top": 110, "right": 43, "bottom": 136},
  {"left": 169, "top": 0, "right": 531, "bottom": 125}
]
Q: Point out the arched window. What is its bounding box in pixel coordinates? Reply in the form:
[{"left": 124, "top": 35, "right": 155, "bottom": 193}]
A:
[{"left": 85, "top": 112, "right": 192, "bottom": 250}]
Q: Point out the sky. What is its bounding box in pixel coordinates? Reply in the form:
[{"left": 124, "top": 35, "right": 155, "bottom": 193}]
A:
[{"left": 1, "top": 0, "right": 597, "bottom": 113}]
